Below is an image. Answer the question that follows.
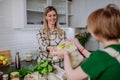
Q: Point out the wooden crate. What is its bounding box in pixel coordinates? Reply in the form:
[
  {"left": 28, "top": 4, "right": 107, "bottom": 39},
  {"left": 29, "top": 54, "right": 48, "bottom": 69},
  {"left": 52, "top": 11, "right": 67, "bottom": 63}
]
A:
[{"left": 0, "top": 50, "right": 11, "bottom": 64}]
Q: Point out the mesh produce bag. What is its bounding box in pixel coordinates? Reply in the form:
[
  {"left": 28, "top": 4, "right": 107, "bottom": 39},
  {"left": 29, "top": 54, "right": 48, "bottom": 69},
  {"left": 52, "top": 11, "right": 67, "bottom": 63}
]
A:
[{"left": 55, "top": 42, "right": 85, "bottom": 68}]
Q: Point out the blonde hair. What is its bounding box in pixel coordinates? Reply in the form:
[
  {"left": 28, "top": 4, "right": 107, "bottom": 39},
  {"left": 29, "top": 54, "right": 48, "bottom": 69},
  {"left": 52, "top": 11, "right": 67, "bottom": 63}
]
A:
[
  {"left": 43, "top": 6, "right": 64, "bottom": 38},
  {"left": 87, "top": 4, "right": 120, "bottom": 40}
]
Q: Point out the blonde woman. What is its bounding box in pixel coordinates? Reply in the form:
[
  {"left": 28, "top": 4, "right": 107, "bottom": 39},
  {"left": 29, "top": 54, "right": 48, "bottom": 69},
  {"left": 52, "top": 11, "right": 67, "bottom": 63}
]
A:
[
  {"left": 50, "top": 4, "right": 120, "bottom": 80},
  {"left": 36, "top": 6, "right": 66, "bottom": 68}
]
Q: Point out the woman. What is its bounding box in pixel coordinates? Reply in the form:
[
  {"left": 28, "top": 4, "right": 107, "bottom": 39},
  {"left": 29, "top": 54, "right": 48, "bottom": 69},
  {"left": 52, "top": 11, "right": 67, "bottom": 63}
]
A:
[
  {"left": 36, "top": 6, "right": 66, "bottom": 68},
  {"left": 50, "top": 4, "right": 120, "bottom": 80}
]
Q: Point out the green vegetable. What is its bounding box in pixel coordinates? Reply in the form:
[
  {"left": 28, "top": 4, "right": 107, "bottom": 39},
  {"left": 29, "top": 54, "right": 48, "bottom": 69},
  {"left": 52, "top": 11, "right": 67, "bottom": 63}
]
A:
[
  {"left": 48, "top": 64, "right": 54, "bottom": 72},
  {"left": 76, "top": 32, "right": 90, "bottom": 46},
  {"left": 6, "top": 68, "right": 33, "bottom": 78},
  {"left": 33, "top": 59, "right": 56, "bottom": 76},
  {"left": 19, "top": 68, "right": 33, "bottom": 78},
  {"left": 7, "top": 60, "right": 56, "bottom": 77}
]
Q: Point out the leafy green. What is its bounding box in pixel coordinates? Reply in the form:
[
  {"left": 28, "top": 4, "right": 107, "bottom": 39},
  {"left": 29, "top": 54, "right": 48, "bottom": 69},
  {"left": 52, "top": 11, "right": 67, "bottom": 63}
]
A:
[
  {"left": 6, "top": 60, "right": 55, "bottom": 77},
  {"left": 6, "top": 68, "right": 33, "bottom": 78},
  {"left": 76, "top": 32, "right": 90, "bottom": 46},
  {"left": 33, "top": 59, "right": 56, "bottom": 76}
]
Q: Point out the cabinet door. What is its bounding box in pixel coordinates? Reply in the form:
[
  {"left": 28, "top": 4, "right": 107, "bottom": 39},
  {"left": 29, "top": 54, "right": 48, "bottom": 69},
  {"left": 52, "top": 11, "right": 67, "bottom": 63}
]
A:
[
  {"left": 12, "top": 0, "right": 25, "bottom": 28},
  {"left": 71, "top": 0, "right": 87, "bottom": 28},
  {"left": 71, "top": 0, "right": 117, "bottom": 28},
  {"left": 12, "top": 0, "right": 69, "bottom": 29},
  {"left": 86, "top": 0, "right": 113, "bottom": 18},
  {"left": 52, "top": 0, "right": 68, "bottom": 27},
  {"left": 26, "top": 0, "right": 47, "bottom": 28},
  {"left": 26, "top": 0, "right": 69, "bottom": 28}
]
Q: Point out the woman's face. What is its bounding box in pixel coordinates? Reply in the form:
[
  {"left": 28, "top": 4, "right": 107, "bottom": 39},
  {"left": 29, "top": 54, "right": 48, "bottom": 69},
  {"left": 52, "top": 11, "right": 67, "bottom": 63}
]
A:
[{"left": 45, "top": 10, "right": 57, "bottom": 26}]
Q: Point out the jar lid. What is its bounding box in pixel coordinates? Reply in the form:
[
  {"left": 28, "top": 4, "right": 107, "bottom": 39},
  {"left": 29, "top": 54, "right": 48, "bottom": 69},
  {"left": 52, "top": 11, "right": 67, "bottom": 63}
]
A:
[
  {"left": 10, "top": 72, "right": 19, "bottom": 76},
  {"left": 26, "top": 54, "right": 32, "bottom": 57},
  {"left": 2, "top": 74, "right": 8, "bottom": 78}
]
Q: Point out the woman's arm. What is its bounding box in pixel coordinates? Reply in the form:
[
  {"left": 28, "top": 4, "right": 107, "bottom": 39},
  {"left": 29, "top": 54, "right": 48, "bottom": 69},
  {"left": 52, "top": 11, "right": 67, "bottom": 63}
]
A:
[
  {"left": 51, "top": 50, "right": 88, "bottom": 80},
  {"left": 64, "top": 53, "right": 88, "bottom": 80},
  {"left": 36, "top": 30, "right": 49, "bottom": 51},
  {"left": 71, "top": 38, "right": 91, "bottom": 58}
]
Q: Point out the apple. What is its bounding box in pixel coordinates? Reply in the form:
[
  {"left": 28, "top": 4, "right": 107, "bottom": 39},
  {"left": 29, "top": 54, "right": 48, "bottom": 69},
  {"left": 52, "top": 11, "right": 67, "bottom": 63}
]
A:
[
  {"left": 0, "top": 56, "right": 5, "bottom": 61},
  {"left": 0, "top": 56, "right": 8, "bottom": 66},
  {"left": 0, "top": 60, "right": 3, "bottom": 65},
  {"left": 2, "top": 60, "right": 8, "bottom": 65},
  {"left": 4, "top": 58, "right": 8, "bottom": 61}
]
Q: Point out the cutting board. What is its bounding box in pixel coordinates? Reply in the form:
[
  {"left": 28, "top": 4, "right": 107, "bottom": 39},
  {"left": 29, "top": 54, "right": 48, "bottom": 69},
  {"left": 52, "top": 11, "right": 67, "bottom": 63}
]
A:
[{"left": 0, "top": 50, "right": 12, "bottom": 64}]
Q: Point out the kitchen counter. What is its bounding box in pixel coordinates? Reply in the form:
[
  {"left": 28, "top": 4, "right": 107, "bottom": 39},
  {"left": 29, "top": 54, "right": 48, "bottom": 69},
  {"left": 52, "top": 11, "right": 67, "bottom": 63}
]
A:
[
  {"left": 0, "top": 60, "right": 37, "bottom": 80},
  {"left": 0, "top": 60, "right": 89, "bottom": 80}
]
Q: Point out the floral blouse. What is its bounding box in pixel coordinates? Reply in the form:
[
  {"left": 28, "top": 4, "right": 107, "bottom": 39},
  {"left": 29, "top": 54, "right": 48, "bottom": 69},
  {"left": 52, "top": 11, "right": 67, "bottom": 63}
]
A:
[{"left": 36, "top": 29, "right": 66, "bottom": 68}]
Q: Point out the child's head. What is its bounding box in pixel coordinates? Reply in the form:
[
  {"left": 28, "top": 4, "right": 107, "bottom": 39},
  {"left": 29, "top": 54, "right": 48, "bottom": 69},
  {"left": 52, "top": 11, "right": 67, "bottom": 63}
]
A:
[{"left": 87, "top": 4, "right": 120, "bottom": 41}]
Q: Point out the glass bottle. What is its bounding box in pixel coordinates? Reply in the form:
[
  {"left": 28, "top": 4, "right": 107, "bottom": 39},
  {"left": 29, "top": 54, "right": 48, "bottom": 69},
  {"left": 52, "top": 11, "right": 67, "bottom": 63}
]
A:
[{"left": 15, "top": 52, "right": 21, "bottom": 69}]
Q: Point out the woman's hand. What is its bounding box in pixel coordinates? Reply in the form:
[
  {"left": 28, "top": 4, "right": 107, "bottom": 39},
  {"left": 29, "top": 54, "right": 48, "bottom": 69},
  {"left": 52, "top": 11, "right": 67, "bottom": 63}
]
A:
[
  {"left": 47, "top": 46, "right": 54, "bottom": 52},
  {"left": 50, "top": 49, "right": 69, "bottom": 58}
]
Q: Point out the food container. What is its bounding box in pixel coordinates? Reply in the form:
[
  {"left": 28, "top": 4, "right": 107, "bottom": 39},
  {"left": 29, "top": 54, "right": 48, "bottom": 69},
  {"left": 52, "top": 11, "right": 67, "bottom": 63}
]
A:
[
  {"left": 2, "top": 74, "right": 8, "bottom": 80},
  {"left": 10, "top": 72, "right": 20, "bottom": 80},
  {"left": 25, "top": 54, "right": 32, "bottom": 61}
]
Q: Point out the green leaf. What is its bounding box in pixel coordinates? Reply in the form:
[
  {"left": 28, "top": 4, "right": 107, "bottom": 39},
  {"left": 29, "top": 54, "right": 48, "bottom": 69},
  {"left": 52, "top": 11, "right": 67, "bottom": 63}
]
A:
[{"left": 48, "top": 64, "right": 53, "bottom": 72}]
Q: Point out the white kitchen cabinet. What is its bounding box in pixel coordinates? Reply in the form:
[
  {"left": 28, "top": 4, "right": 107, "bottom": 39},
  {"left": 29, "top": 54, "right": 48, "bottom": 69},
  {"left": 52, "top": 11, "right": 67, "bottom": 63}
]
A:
[
  {"left": 71, "top": 0, "right": 120, "bottom": 28},
  {"left": 12, "top": 0, "right": 25, "bottom": 29},
  {"left": 86, "top": 0, "right": 114, "bottom": 19},
  {"left": 12, "top": 0, "right": 70, "bottom": 29},
  {"left": 70, "top": 0, "right": 87, "bottom": 28}
]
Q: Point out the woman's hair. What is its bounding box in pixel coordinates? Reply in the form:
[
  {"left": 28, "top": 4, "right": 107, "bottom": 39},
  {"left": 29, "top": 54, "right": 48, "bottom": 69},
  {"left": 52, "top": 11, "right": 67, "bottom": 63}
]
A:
[
  {"left": 43, "top": 6, "right": 64, "bottom": 38},
  {"left": 87, "top": 4, "right": 120, "bottom": 40}
]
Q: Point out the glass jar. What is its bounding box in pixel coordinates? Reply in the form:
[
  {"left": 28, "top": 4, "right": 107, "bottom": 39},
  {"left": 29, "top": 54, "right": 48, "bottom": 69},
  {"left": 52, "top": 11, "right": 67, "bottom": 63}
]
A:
[
  {"left": 2, "top": 74, "right": 8, "bottom": 80},
  {"left": 25, "top": 53, "right": 32, "bottom": 61},
  {"left": 10, "top": 72, "right": 20, "bottom": 80}
]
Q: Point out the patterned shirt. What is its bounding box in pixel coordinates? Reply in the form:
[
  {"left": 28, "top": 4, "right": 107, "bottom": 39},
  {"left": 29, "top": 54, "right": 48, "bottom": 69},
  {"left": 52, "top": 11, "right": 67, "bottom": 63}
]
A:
[{"left": 36, "top": 29, "right": 66, "bottom": 68}]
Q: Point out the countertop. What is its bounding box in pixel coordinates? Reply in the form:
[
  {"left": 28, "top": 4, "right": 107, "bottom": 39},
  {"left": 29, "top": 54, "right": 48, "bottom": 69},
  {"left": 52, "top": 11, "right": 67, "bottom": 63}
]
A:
[{"left": 0, "top": 60, "right": 37, "bottom": 80}]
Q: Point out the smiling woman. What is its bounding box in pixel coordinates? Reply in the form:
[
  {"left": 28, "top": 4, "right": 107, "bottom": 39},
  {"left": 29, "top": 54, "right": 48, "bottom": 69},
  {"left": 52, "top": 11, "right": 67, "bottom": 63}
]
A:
[{"left": 36, "top": 6, "right": 66, "bottom": 69}]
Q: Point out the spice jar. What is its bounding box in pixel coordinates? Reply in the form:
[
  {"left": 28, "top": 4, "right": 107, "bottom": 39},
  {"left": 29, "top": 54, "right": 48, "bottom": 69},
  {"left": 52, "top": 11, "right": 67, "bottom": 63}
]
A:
[
  {"left": 2, "top": 74, "right": 8, "bottom": 80},
  {"left": 10, "top": 72, "right": 20, "bottom": 80}
]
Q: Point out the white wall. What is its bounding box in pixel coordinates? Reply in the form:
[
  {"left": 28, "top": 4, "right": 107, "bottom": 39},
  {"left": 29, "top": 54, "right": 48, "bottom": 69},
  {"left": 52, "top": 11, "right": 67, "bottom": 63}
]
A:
[{"left": 0, "top": 0, "right": 39, "bottom": 62}]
